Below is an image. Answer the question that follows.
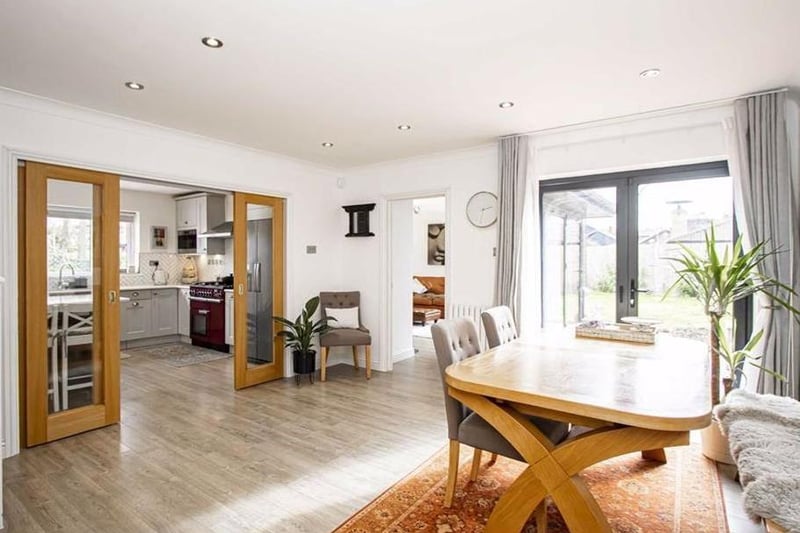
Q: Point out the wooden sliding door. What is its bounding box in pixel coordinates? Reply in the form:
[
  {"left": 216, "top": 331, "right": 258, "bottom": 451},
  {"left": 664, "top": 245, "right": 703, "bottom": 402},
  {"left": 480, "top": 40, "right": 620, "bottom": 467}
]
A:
[
  {"left": 21, "top": 162, "right": 121, "bottom": 446},
  {"left": 233, "top": 193, "right": 285, "bottom": 389}
]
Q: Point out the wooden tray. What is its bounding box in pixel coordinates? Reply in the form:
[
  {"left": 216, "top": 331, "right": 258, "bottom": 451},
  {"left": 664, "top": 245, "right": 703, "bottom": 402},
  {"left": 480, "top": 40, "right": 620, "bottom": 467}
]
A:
[{"left": 575, "top": 323, "right": 656, "bottom": 344}]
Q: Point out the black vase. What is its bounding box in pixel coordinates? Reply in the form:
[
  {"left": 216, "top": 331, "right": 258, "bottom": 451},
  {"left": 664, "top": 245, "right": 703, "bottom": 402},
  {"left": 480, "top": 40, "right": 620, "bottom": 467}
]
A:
[{"left": 293, "top": 350, "right": 316, "bottom": 375}]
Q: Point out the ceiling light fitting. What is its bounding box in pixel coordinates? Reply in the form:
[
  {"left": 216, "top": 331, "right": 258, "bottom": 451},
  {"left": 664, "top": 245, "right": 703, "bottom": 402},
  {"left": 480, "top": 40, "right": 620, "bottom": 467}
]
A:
[
  {"left": 398, "top": 124, "right": 412, "bottom": 131},
  {"left": 639, "top": 68, "right": 661, "bottom": 78},
  {"left": 201, "top": 37, "right": 224, "bottom": 48},
  {"left": 321, "top": 142, "right": 334, "bottom": 148},
  {"left": 124, "top": 81, "right": 144, "bottom": 90},
  {"left": 498, "top": 101, "right": 514, "bottom": 109}
]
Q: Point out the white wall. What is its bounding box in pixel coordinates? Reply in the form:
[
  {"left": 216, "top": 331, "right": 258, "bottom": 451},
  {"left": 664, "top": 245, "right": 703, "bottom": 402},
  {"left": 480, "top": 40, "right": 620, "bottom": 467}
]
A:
[
  {"left": 0, "top": 88, "right": 343, "bottom": 458},
  {"left": 338, "top": 145, "right": 498, "bottom": 370},
  {"left": 389, "top": 199, "right": 414, "bottom": 362},
  {"left": 412, "top": 197, "right": 446, "bottom": 277}
]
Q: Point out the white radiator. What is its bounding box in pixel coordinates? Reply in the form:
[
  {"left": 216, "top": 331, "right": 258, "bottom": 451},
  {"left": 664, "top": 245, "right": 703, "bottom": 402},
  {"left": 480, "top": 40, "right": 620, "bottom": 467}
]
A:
[{"left": 447, "top": 303, "right": 488, "bottom": 349}]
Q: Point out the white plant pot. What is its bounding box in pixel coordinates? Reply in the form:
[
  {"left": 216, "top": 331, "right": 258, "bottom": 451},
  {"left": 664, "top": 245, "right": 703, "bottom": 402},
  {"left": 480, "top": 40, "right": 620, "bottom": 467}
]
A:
[{"left": 700, "top": 419, "right": 735, "bottom": 465}]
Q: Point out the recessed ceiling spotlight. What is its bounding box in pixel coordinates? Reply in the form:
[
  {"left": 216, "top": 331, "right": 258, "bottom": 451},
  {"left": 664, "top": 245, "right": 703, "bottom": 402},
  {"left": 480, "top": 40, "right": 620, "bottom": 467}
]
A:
[
  {"left": 321, "top": 142, "right": 334, "bottom": 148},
  {"left": 398, "top": 124, "right": 412, "bottom": 131},
  {"left": 201, "top": 37, "right": 224, "bottom": 48},
  {"left": 498, "top": 101, "right": 514, "bottom": 109},
  {"left": 124, "top": 81, "right": 144, "bottom": 90},
  {"left": 639, "top": 68, "right": 661, "bottom": 78}
]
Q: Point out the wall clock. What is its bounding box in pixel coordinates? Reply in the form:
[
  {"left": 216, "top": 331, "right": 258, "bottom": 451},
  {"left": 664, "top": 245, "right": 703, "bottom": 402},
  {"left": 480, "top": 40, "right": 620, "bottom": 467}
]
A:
[{"left": 466, "top": 191, "right": 498, "bottom": 228}]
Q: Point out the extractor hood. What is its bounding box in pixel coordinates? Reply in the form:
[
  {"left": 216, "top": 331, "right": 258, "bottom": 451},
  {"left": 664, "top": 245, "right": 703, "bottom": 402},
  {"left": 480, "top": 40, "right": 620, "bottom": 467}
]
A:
[{"left": 199, "top": 221, "right": 233, "bottom": 238}]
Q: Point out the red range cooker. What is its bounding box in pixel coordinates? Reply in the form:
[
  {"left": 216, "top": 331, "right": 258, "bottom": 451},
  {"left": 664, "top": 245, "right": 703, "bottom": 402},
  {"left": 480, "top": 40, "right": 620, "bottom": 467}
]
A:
[{"left": 189, "top": 280, "right": 232, "bottom": 352}]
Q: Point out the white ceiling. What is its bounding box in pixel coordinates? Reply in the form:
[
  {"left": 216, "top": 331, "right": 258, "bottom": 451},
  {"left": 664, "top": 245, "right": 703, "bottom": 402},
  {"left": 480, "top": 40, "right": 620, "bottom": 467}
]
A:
[{"left": 2, "top": 1, "right": 798, "bottom": 168}]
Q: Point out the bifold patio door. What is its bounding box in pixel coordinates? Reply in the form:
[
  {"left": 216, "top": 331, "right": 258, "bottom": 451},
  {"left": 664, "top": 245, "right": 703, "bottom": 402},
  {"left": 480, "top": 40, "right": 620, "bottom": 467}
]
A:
[
  {"left": 540, "top": 161, "right": 734, "bottom": 340},
  {"left": 20, "top": 162, "right": 121, "bottom": 446}
]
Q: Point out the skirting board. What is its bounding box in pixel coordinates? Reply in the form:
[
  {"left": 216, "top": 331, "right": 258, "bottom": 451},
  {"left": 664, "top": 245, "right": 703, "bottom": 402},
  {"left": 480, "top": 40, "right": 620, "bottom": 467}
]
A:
[{"left": 392, "top": 348, "right": 415, "bottom": 363}]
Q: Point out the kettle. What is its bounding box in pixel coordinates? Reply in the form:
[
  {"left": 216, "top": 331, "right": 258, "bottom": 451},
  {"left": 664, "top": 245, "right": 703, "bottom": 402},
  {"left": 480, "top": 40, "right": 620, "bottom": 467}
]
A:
[{"left": 152, "top": 265, "right": 169, "bottom": 286}]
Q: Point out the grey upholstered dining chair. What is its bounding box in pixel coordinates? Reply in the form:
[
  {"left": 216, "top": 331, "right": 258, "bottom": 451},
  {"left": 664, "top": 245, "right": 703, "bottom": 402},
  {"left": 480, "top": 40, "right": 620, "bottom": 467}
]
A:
[
  {"left": 481, "top": 305, "right": 519, "bottom": 349},
  {"left": 319, "top": 291, "right": 371, "bottom": 382},
  {"left": 431, "top": 318, "right": 569, "bottom": 513}
]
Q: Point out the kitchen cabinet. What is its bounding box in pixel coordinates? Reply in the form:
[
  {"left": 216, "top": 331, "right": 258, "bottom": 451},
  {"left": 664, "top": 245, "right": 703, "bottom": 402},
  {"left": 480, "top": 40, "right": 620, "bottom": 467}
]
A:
[
  {"left": 152, "top": 289, "right": 178, "bottom": 336},
  {"left": 120, "top": 288, "right": 180, "bottom": 341},
  {"left": 121, "top": 296, "right": 152, "bottom": 341},
  {"left": 225, "top": 291, "right": 235, "bottom": 346},
  {"left": 176, "top": 197, "right": 200, "bottom": 229},
  {"left": 175, "top": 194, "right": 225, "bottom": 254},
  {"left": 178, "top": 288, "right": 190, "bottom": 337}
]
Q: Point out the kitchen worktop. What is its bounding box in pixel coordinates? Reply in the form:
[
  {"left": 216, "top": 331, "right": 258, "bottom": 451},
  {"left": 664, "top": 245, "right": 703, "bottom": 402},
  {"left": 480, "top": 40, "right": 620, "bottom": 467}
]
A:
[{"left": 120, "top": 284, "right": 191, "bottom": 291}]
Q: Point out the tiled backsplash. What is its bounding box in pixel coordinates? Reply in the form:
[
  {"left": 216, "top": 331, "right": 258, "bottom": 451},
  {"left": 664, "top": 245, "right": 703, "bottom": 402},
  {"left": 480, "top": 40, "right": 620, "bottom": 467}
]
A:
[
  {"left": 49, "top": 251, "right": 231, "bottom": 288},
  {"left": 121, "top": 252, "right": 189, "bottom": 286}
]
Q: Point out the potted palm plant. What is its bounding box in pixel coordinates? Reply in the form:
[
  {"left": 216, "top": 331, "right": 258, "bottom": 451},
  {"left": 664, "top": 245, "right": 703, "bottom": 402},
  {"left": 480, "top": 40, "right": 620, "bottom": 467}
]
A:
[
  {"left": 666, "top": 226, "right": 798, "bottom": 461},
  {"left": 273, "top": 296, "right": 335, "bottom": 385}
]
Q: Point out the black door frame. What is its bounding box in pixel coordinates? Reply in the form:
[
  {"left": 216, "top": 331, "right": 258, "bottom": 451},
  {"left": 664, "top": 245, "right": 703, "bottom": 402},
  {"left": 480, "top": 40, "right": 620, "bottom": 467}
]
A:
[{"left": 539, "top": 161, "right": 741, "bottom": 328}]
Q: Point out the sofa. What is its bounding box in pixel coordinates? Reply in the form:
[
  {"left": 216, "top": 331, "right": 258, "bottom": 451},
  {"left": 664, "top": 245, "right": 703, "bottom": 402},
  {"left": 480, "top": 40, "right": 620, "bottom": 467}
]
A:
[{"left": 413, "top": 276, "right": 445, "bottom": 318}]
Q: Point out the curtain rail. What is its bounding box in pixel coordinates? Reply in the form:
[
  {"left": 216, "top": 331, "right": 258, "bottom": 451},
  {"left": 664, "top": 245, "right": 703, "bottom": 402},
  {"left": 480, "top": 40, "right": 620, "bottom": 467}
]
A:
[{"left": 499, "top": 87, "right": 789, "bottom": 140}]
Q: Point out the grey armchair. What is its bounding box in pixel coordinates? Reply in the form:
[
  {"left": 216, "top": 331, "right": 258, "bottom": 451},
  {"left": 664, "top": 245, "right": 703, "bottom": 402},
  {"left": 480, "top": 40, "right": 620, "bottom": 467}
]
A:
[
  {"left": 431, "top": 318, "right": 569, "bottom": 511},
  {"left": 481, "top": 305, "right": 519, "bottom": 348},
  {"left": 319, "top": 291, "right": 371, "bottom": 382}
]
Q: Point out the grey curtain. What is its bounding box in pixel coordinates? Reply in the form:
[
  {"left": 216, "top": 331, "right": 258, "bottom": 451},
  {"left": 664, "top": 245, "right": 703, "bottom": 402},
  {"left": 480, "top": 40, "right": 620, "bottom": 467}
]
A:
[
  {"left": 734, "top": 91, "right": 800, "bottom": 399},
  {"left": 494, "top": 136, "right": 529, "bottom": 323}
]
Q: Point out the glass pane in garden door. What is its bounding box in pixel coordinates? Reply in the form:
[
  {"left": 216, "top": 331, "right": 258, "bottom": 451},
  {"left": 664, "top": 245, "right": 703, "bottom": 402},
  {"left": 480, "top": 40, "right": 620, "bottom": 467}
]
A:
[
  {"left": 635, "top": 177, "right": 733, "bottom": 341},
  {"left": 541, "top": 187, "right": 617, "bottom": 327}
]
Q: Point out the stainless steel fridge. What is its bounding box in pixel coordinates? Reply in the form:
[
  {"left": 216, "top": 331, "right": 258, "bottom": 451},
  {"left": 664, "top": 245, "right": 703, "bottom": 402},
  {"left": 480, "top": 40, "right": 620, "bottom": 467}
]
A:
[{"left": 246, "top": 218, "right": 273, "bottom": 365}]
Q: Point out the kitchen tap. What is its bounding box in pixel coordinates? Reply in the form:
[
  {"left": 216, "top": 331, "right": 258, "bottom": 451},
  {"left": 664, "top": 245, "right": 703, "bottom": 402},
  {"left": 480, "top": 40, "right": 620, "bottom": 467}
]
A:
[{"left": 58, "top": 263, "right": 76, "bottom": 290}]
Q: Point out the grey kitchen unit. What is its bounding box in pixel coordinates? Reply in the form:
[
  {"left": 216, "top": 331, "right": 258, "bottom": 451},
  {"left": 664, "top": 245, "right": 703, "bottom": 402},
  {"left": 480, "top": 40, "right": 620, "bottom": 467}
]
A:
[{"left": 120, "top": 288, "right": 179, "bottom": 342}]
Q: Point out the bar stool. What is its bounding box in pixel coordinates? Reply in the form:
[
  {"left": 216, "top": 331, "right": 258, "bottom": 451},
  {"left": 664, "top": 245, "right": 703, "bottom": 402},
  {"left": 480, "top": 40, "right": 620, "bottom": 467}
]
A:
[{"left": 59, "top": 306, "right": 94, "bottom": 409}]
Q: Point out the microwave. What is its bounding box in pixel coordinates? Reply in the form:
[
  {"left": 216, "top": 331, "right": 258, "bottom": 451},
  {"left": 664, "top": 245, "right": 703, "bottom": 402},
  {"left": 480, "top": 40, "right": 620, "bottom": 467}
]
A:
[{"left": 177, "top": 229, "right": 198, "bottom": 254}]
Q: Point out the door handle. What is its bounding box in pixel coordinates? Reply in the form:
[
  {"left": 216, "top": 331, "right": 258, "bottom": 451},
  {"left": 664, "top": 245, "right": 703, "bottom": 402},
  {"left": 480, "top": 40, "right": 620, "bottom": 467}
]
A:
[
  {"left": 198, "top": 309, "right": 210, "bottom": 315},
  {"left": 629, "top": 279, "right": 650, "bottom": 307},
  {"left": 238, "top": 284, "right": 244, "bottom": 296},
  {"left": 109, "top": 290, "right": 117, "bottom": 303}
]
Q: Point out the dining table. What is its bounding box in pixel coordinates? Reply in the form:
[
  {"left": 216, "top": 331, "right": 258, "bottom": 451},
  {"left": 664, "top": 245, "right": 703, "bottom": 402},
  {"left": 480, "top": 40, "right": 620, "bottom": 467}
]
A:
[{"left": 444, "top": 330, "right": 712, "bottom": 532}]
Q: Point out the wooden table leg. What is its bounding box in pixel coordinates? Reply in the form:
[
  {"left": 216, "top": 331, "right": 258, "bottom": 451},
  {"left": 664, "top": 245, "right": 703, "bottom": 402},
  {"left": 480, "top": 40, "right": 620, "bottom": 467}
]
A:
[
  {"left": 448, "top": 387, "right": 689, "bottom": 533},
  {"left": 641, "top": 448, "right": 667, "bottom": 463}
]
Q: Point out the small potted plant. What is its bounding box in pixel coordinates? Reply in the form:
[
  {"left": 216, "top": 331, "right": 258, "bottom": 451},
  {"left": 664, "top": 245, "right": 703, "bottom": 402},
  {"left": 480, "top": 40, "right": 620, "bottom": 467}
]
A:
[
  {"left": 666, "top": 227, "right": 798, "bottom": 461},
  {"left": 273, "top": 296, "right": 335, "bottom": 385}
]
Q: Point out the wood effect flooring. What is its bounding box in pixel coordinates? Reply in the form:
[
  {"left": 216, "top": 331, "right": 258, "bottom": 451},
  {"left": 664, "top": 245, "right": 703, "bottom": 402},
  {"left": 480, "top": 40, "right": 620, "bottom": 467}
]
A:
[
  {"left": 4, "top": 336, "right": 758, "bottom": 532},
  {"left": 3, "top": 342, "right": 446, "bottom": 532}
]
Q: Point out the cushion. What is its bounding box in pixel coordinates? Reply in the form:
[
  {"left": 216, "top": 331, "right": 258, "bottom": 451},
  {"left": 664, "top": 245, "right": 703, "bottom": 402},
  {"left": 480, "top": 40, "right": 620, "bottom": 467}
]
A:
[
  {"left": 412, "top": 277, "right": 428, "bottom": 294},
  {"left": 326, "top": 307, "right": 359, "bottom": 328},
  {"left": 458, "top": 412, "right": 569, "bottom": 461},
  {"left": 320, "top": 327, "right": 371, "bottom": 347},
  {"left": 426, "top": 277, "right": 445, "bottom": 295}
]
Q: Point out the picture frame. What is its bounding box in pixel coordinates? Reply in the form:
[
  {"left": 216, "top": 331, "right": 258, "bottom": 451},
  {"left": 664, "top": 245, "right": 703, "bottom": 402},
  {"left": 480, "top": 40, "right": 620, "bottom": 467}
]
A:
[
  {"left": 427, "top": 223, "right": 445, "bottom": 265},
  {"left": 151, "top": 225, "right": 167, "bottom": 250}
]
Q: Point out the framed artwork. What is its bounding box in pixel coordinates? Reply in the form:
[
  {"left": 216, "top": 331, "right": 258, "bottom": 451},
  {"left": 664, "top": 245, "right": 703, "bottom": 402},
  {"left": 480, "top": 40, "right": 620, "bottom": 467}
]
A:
[
  {"left": 151, "top": 226, "right": 167, "bottom": 250},
  {"left": 427, "top": 223, "right": 445, "bottom": 265}
]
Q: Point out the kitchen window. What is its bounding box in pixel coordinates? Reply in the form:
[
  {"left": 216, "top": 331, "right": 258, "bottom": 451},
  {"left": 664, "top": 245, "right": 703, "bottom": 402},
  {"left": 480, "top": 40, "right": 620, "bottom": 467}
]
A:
[{"left": 47, "top": 206, "right": 139, "bottom": 275}]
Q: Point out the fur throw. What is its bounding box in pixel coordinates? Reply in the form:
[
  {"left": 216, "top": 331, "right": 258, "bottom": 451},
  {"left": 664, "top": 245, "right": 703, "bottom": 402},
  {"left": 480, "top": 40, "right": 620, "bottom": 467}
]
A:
[{"left": 714, "top": 389, "right": 800, "bottom": 532}]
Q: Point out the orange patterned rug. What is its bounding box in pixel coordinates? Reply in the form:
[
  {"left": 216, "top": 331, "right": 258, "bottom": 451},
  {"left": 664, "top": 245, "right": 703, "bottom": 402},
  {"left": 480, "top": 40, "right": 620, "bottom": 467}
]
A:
[{"left": 334, "top": 444, "right": 728, "bottom": 532}]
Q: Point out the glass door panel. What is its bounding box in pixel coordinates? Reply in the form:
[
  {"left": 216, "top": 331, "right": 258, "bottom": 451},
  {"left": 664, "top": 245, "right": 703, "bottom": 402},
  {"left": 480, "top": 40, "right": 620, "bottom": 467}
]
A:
[
  {"left": 47, "top": 180, "right": 97, "bottom": 413},
  {"left": 233, "top": 193, "right": 284, "bottom": 389},
  {"left": 635, "top": 177, "right": 733, "bottom": 340},
  {"left": 541, "top": 187, "right": 617, "bottom": 327},
  {"left": 246, "top": 206, "right": 274, "bottom": 368},
  {"left": 23, "top": 162, "right": 120, "bottom": 446}
]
